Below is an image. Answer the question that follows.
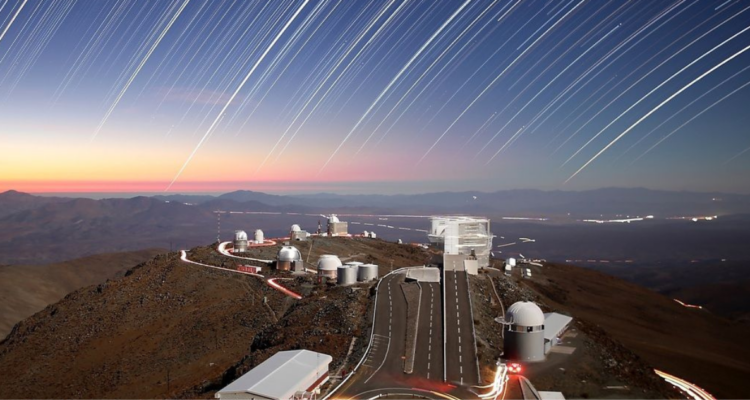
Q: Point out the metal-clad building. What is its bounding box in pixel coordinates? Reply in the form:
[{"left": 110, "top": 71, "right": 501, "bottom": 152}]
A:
[
  {"left": 503, "top": 301, "right": 545, "bottom": 362},
  {"left": 317, "top": 255, "right": 342, "bottom": 278},
  {"left": 215, "top": 349, "right": 332, "bottom": 400},
  {"left": 428, "top": 216, "right": 493, "bottom": 274},
  {"left": 276, "top": 246, "right": 302, "bottom": 271},
  {"left": 234, "top": 231, "right": 248, "bottom": 253}
]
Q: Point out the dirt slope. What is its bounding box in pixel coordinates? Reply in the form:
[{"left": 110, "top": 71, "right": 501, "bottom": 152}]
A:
[
  {"left": 0, "top": 239, "right": 430, "bottom": 399},
  {"left": 520, "top": 262, "right": 750, "bottom": 399},
  {"left": 0, "top": 248, "right": 165, "bottom": 338}
]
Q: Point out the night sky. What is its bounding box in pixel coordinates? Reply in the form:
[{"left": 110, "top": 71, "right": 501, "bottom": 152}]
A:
[{"left": 1, "top": 0, "right": 749, "bottom": 194}]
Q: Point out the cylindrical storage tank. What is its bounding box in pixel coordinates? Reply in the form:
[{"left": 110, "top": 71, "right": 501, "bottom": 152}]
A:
[
  {"left": 337, "top": 265, "right": 358, "bottom": 285},
  {"left": 317, "top": 255, "right": 342, "bottom": 279},
  {"left": 503, "top": 301, "right": 545, "bottom": 362},
  {"left": 357, "top": 264, "right": 379, "bottom": 282},
  {"left": 277, "top": 246, "right": 302, "bottom": 271},
  {"left": 254, "top": 229, "right": 264, "bottom": 244},
  {"left": 507, "top": 257, "right": 517, "bottom": 267},
  {"left": 234, "top": 230, "right": 248, "bottom": 253},
  {"left": 345, "top": 261, "right": 364, "bottom": 268}
]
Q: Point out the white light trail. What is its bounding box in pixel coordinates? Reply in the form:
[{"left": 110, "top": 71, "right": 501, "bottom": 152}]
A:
[
  {"left": 0, "top": 0, "right": 27, "bottom": 47},
  {"left": 483, "top": 23, "right": 621, "bottom": 163},
  {"left": 320, "top": 0, "right": 472, "bottom": 174},
  {"left": 91, "top": 0, "right": 190, "bottom": 141},
  {"left": 560, "top": 8, "right": 750, "bottom": 165},
  {"left": 166, "top": 0, "right": 310, "bottom": 191},
  {"left": 634, "top": 78, "right": 750, "bottom": 163},
  {"left": 566, "top": 42, "right": 750, "bottom": 183},
  {"left": 418, "top": 0, "right": 584, "bottom": 163}
]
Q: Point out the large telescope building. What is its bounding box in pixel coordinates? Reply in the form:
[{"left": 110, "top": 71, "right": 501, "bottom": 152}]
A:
[{"left": 428, "top": 216, "right": 493, "bottom": 274}]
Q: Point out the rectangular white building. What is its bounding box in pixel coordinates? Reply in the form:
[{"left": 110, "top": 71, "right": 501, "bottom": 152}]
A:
[
  {"left": 215, "top": 350, "right": 332, "bottom": 400},
  {"left": 428, "top": 216, "right": 493, "bottom": 274}
]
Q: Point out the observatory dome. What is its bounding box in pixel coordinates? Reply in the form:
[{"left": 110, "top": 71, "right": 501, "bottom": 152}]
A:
[
  {"left": 506, "top": 301, "right": 545, "bottom": 327},
  {"left": 235, "top": 230, "right": 248, "bottom": 241},
  {"left": 329, "top": 215, "right": 340, "bottom": 223},
  {"left": 277, "top": 246, "right": 302, "bottom": 262},
  {"left": 317, "top": 255, "right": 342, "bottom": 271},
  {"left": 291, "top": 224, "right": 301, "bottom": 232}
]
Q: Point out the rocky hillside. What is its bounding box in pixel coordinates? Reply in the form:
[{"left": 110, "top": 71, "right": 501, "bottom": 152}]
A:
[
  {"left": 0, "top": 248, "right": 165, "bottom": 338},
  {"left": 0, "top": 239, "right": 430, "bottom": 398},
  {"left": 481, "top": 260, "right": 750, "bottom": 399}
]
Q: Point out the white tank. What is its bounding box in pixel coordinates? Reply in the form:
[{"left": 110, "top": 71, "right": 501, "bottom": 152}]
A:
[
  {"left": 337, "top": 265, "right": 358, "bottom": 285},
  {"left": 507, "top": 257, "right": 517, "bottom": 267},
  {"left": 345, "top": 261, "right": 364, "bottom": 267},
  {"left": 291, "top": 224, "right": 301, "bottom": 232},
  {"left": 254, "top": 229, "right": 264, "bottom": 244},
  {"left": 317, "top": 255, "right": 342, "bottom": 278},
  {"left": 357, "top": 264, "right": 378, "bottom": 282}
]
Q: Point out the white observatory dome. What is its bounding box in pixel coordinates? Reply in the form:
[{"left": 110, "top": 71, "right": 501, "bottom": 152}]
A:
[
  {"left": 317, "top": 254, "right": 342, "bottom": 271},
  {"left": 506, "top": 301, "right": 545, "bottom": 327},
  {"left": 235, "top": 230, "right": 248, "bottom": 241},
  {"left": 277, "top": 246, "right": 302, "bottom": 262},
  {"left": 329, "top": 215, "right": 340, "bottom": 223},
  {"left": 254, "top": 229, "right": 264, "bottom": 243},
  {"left": 291, "top": 224, "right": 301, "bottom": 232}
]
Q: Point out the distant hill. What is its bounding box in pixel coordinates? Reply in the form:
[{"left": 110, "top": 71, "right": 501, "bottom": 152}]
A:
[
  {"left": 0, "top": 249, "right": 165, "bottom": 338},
  {"left": 0, "top": 190, "right": 68, "bottom": 218},
  {"left": 0, "top": 196, "right": 215, "bottom": 264}
]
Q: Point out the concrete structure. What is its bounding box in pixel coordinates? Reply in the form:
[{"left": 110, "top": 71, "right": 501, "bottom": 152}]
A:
[
  {"left": 234, "top": 230, "right": 248, "bottom": 253},
  {"left": 276, "top": 246, "right": 302, "bottom": 271},
  {"left": 317, "top": 255, "right": 342, "bottom": 279},
  {"left": 215, "top": 349, "right": 331, "bottom": 400},
  {"left": 523, "top": 268, "right": 532, "bottom": 279},
  {"left": 405, "top": 267, "right": 441, "bottom": 283},
  {"left": 326, "top": 214, "right": 348, "bottom": 236},
  {"left": 428, "top": 216, "right": 492, "bottom": 274},
  {"left": 504, "top": 264, "right": 512, "bottom": 275},
  {"left": 503, "top": 301, "right": 545, "bottom": 362},
  {"left": 337, "top": 265, "right": 358, "bottom": 285},
  {"left": 543, "top": 312, "right": 573, "bottom": 354},
  {"left": 357, "top": 263, "right": 378, "bottom": 282},
  {"left": 254, "top": 229, "right": 264, "bottom": 244}
]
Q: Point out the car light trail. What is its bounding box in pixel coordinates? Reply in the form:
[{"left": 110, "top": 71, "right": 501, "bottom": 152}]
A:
[{"left": 654, "top": 369, "right": 715, "bottom": 400}]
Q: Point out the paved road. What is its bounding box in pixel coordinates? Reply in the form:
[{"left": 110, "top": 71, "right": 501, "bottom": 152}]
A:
[
  {"left": 444, "top": 268, "right": 480, "bottom": 387},
  {"left": 336, "top": 272, "right": 410, "bottom": 398},
  {"left": 412, "top": 282, "right": 443, "bottom": 381}
]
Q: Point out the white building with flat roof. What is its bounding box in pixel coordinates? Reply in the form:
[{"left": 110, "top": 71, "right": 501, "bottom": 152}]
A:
[{"left": 215, "top": 349, "right": 332, "bottom": 400}]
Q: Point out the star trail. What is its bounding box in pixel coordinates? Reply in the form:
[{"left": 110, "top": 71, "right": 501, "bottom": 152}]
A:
[{"left": 0, "top": 0, "right": 749, "bottom": 194}]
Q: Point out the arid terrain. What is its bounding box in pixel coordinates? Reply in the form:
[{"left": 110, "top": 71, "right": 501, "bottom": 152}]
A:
[{"left": 0, "top": 249, "right": 164, "bottom": 337}]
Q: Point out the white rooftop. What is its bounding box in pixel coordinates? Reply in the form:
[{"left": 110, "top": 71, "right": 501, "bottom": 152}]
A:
[
  {"left": 216, "top": 350, "right": 332, "bottom": 400},
  {"left": 543, "top": 312, "right": 573, "bottom": 341}
]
